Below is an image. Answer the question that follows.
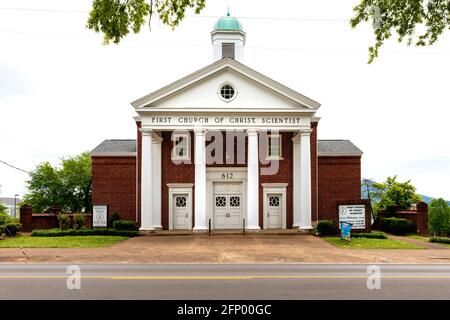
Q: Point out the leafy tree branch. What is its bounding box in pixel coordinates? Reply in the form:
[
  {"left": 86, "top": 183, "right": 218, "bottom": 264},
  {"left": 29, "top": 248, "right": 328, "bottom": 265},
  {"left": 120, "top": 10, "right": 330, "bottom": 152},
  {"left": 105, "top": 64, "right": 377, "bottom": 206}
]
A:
[
  {"left": 350, "top": 0, "right": 450, "bottom": 63},
  {"left": 87, "top": 0, "right": 206, "bottom": 44}
]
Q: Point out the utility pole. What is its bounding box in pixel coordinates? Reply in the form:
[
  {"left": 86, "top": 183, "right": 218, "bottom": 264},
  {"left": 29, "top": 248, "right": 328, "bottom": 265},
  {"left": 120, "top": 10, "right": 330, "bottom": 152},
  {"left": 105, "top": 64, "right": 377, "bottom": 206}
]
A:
[{"left": 14, "top": 194, "right": 19, "bottom": 217}]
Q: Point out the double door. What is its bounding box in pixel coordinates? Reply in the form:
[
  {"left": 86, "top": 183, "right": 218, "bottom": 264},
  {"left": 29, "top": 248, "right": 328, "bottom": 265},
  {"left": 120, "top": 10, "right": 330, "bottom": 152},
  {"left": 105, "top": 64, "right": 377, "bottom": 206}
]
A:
[{"left": 213, "top": 182, "right": 243, "bottom": 229}]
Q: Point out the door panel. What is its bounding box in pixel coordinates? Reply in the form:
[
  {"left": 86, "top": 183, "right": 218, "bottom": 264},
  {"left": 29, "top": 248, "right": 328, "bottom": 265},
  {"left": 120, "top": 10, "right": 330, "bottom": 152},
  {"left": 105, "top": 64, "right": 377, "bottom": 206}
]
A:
[
  {"left": 214, "top": 195, "right": 228, "bottom": 229},
  {"left": 267, "top": 194, "right": 282, "bottom": 229},
  {"left": 228, "top": 195, "right": 242, "bottom": 228},
  {"left": 173, "top": 194, "right": 189, "bottom": 229}
]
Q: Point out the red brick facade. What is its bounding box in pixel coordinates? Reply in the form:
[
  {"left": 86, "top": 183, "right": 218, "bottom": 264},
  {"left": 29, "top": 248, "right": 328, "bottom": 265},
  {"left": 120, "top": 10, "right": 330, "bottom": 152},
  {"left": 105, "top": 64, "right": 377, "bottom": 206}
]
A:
[
  {"left": 92, "top": 156, "right": 137, "bottom": 221},
  {"left": 92, "top": 123, "right": 362, "bottom": 229},
  {"left": 161, "top": 131, "right": 195, "bottom": 229},
  {"left": 317, "top": 156, "right": 362, "bottom": 220}
]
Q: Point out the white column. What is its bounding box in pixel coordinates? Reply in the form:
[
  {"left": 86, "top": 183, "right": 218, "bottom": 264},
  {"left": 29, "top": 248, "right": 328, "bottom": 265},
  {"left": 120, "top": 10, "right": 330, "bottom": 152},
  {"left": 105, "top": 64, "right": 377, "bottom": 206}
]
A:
[
  {"left": 152, "top": 133, "right": 162, "bottom": 229},
  {"left": 193, "top": 128, "right": 207, "bottom": 231},
  {"left": 140, "top": 130, "right": 154, "bottom": 231},
  {"left": 246, "top": 129, "right": 260, "bottom": 230},
  {"left": 292, "top": 134, "right": 301, "bottom": 228},
  {"left": 299, "top": 129, "right": 312, "bottom": 230}
]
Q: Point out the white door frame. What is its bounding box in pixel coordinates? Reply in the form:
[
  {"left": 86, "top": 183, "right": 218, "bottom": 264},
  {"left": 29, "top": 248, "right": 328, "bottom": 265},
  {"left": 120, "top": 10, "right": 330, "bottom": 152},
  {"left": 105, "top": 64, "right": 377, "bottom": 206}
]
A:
[
  {"left": 262, "top": 183, "right": 288, "bottom": 229},
  {"left": 206, "top": 167, "right": 247, "bottom": 229},
  {"left": 168, "top": 183, "right": 194, "bottom": 230}
]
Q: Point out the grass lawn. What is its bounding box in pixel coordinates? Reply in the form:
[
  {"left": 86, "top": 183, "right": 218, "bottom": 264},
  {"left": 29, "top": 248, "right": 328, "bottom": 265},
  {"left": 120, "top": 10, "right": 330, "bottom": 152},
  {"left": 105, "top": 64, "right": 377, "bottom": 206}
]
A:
[
  {"left": 0, "top": 235, "right": 128, "bottom": 248},
  {"left": 406, "top": 235, "right": 430, "bottom": 241},
  {"left": 324, "top": 237, "right": 425, "bottom": 249},
  {"left": 405, "top": 235, "right": 450, "bottom": 248}
]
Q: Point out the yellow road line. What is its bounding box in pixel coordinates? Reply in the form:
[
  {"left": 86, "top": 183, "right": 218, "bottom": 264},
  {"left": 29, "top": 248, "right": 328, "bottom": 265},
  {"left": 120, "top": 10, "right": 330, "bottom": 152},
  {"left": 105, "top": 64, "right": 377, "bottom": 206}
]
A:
[{"left": 0, "top": 275, "right": 450, "bottom": 280}]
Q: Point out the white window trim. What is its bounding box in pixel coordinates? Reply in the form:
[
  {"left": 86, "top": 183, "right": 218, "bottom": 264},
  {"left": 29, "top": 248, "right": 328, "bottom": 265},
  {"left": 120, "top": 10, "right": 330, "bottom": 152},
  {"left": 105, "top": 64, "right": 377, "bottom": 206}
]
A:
[
  {"left": 217, "top": 82, "right": 238, "bottom": 103},
  {"left": 171, "top": 133, "right": 190, "bottom": 161},
  {"left": 266, "top": 133, "right": 283, "bottom": 160}
]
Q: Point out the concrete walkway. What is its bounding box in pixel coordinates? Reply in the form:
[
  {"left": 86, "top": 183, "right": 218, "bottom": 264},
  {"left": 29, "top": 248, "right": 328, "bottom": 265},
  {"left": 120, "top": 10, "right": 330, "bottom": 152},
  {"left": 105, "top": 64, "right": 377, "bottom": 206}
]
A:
[{"left": 0, "top": 234, "right": 450, "bottom": 264}]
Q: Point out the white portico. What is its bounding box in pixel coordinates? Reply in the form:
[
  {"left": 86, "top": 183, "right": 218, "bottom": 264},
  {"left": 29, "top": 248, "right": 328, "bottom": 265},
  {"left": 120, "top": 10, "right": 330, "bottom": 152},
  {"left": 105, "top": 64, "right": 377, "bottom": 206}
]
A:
[{"left": 131, "top": 13, "right": 320, "bottom": 232}]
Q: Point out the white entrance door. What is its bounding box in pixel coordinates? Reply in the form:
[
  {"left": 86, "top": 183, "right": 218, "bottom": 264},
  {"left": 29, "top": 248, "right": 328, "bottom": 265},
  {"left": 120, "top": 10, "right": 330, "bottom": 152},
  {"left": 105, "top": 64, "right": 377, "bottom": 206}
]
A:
[
  {"left": 173, "top": 194, "right": 189, "bottom": 229},
  {"left": 267, "top": 194, "right": 282, "bottom": 229},
  {"left": 213, "top": 182, "right": 243, "bottom": 229}
]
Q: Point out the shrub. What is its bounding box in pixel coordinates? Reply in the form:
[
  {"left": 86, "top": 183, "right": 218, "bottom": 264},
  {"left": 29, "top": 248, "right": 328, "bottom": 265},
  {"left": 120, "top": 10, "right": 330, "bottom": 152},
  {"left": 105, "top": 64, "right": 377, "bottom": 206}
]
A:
[
  {"left": 31, "top": 228, "right": 138, "bottom": 237},
  {"left": 317, "top": 220, "right": 337, "bottom": 236},
  {"left": 57, "top": 213, "right": 70, "bottom": 230},
  {"left": 0, "top": 212, "right": 11, "bottom": 226},
  {"left": 380, "top": 217, "right": 414, "bottom": 235},
  {"left": 113, "top": 220, "right": 138, "bottom": 231},
  {"left": 109, "top": 212, "right": 121, "bottom": 228},
  {"left": 73, "top": 213, "right": 85, "bottom": 230},
  {"left": 351, "top": 231, "right": 387, "bottom": 239},
  {"left": 4, "top": 222, "right": 22, "bottom": 237},
  {"left": 430, "top": 237, "right": 450, "bottom": 244}
]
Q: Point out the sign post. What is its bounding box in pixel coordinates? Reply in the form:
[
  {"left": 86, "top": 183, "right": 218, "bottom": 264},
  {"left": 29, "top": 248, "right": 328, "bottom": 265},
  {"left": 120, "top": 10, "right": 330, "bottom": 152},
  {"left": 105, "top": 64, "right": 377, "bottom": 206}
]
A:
[
  {"left": 92, "top": 205, "right": 108, "bottom": 228},
  {"left": 340, "top": 222, "right": 352, "bottom": 242}
]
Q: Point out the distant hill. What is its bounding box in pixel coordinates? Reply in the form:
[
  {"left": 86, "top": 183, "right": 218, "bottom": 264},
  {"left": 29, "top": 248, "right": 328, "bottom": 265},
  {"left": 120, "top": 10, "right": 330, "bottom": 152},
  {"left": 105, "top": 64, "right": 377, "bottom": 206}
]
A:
[{"left": 361, "top": 179, "right": 450, "bottom": 205}]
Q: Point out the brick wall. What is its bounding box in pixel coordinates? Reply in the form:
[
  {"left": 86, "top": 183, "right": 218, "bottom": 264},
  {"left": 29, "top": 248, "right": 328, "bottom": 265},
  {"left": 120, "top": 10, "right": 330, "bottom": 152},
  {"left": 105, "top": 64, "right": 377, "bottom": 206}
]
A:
[
  {"left": 161, "top": 131, "right": 195, "bottom": 229},
  {"left": 311, "top": 121, "right": 318, "bottom": 223},
  {"left": 259, "top": 132, "right": 293, "bottom": 228},
  {"left": 318, "top": 156, "right": 361, "bottom": 221},
  {"left": 92, "top": 156, "right": 137, "bottom": 221},
  {"left": 374, "top": 202, "right": 429, "bottom": 236},
  {"left": 19, "top": 205, "right": 92, "bottom": 231}
]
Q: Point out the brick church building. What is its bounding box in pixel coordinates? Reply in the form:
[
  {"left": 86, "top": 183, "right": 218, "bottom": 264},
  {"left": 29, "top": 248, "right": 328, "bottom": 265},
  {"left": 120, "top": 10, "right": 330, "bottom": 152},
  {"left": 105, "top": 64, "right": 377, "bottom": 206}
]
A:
[{"left": 91, "top": 13, "right": 363, "bottom": 231}]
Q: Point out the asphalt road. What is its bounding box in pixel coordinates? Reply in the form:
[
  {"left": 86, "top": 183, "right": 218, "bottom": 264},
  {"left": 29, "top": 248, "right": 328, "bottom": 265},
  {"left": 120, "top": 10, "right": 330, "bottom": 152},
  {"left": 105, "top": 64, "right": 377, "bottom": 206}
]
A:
[{"left": 0, "top": 264, "right": 449, "bottom": 300}]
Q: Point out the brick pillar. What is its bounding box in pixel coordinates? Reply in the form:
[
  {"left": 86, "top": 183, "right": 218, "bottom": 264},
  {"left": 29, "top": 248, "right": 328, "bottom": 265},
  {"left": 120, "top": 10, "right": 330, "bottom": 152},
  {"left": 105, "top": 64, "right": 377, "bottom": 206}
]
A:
[
  {"left": 416, "top": 201, "right": 429, "bottom": 236},
  {"left": 50, "top": 205, "right": 61, "bottom": 215},
  {"left": 20, "top": 205, "right": 33, "bottom": 232}
]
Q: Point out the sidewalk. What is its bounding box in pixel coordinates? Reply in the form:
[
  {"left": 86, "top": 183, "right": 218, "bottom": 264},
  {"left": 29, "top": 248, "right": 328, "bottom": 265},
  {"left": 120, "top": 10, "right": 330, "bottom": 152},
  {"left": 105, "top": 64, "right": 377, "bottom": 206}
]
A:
[{"left": 1, "top": 234, "right": 450, "bottom": 264}]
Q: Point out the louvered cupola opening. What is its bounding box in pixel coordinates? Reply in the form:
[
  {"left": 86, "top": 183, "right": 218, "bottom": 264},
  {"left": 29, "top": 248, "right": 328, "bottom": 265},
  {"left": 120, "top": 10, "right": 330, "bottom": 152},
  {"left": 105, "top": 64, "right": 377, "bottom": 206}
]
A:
[{"left": 222, "top": 43, "right": 235, "bottom": 59}]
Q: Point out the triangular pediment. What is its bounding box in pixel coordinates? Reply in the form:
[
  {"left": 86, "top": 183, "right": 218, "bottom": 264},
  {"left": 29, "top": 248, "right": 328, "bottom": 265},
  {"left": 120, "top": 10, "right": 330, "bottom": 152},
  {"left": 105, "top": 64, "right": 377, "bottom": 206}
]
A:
[{"left": 131, "top": 58, "right": 320, "bottom": 113}]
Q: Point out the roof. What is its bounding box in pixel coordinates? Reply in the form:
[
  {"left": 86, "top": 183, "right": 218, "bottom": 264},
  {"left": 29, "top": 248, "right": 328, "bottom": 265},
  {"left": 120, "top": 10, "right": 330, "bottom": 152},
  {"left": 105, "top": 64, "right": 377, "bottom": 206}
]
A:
[
  {"left": 91, "top": 140, "right": 136, "bottom": 156},
  {"left": 131, "top": 57, "right": 321, "bottom": 110},
  {"left": 91, "top": 139, "right": 362, "bottom": 157},
  {"left": 0, "top": 197, "right": 21, "bottom": 206},
  {"left": 213, "top": 14, "right": 244, "bottom": 32},
  {"left": 317, "top": 140, "right": 363, "bottom": 157}
]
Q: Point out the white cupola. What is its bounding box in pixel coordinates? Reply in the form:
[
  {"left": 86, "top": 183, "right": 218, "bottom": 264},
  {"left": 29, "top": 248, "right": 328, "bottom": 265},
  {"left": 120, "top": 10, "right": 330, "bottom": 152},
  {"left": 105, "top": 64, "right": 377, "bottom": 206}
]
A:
[{"left": 211, "top": 10, "right": 246, "bottom": 62}]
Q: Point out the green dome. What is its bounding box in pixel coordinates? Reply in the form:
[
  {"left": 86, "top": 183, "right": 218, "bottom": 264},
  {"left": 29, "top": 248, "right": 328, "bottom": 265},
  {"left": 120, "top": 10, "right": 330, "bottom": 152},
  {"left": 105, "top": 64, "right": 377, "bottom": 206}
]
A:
[{"left": 213, "top": 13, "right": 243, "bottom": 32}]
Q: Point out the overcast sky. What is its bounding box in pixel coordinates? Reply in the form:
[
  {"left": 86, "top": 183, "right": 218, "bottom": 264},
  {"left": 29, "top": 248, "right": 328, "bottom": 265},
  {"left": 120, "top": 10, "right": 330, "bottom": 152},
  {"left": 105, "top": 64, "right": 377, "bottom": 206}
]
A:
[{"left": 0, "top": 0, "right": 449, "bottom": 200}]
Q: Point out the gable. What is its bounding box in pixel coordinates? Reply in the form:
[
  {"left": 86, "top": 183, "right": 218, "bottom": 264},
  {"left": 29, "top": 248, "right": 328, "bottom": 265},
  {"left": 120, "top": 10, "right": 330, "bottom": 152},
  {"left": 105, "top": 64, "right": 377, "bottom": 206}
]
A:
[
  {"left": 131, "top": 58, "right": 320, "bottom": 113},
  {"left": 150, "top": 68, "right": 307, "bottom": 111}
]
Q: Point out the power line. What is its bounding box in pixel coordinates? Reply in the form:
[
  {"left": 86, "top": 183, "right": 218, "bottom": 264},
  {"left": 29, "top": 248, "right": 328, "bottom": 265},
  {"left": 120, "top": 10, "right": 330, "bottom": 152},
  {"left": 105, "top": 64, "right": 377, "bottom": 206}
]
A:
[
  {"left": 0, "top": 159, "right": 30, "bottom": 174},
  {"left": 0, "top": 133, "right": 59, "bottom": 158},
  {"left": 1, "top": 29, "right": 450, "bottom": 55}
]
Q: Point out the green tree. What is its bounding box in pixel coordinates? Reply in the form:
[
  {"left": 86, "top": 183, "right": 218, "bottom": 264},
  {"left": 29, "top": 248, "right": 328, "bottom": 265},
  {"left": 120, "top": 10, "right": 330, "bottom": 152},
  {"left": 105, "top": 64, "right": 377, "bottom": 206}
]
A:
[
  {"left": 22, "top": 152, "right": 92, "bottom": 213},
  {"left": 22, "top": 162, "right": 63, "bottom": 212},
  {"left": 0, "top": 202, "right": 7, "bottom": 215},
  {"left": 371, "top": 176, "right": 422, "bottom": 213},
  {"left": 60, "top": 153, "right": 92, "bottom": 213},
  {"left": 351, "top": 0, "right": 450, "bottom": 63},
  {"left": 428, "top": 198, "right": 450, "bottom": 236},
  {"left": 87, "top": 0, "right": 206, "bottom": 44}
]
